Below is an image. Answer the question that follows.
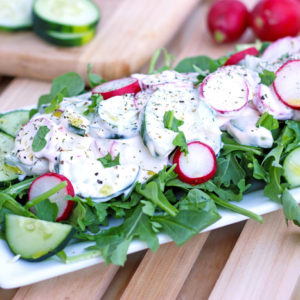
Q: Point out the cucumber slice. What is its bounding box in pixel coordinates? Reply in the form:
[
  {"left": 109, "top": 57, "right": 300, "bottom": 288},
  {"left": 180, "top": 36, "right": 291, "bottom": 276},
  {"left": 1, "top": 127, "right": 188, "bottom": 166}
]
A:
[
  {"left": 34, "top": 27, "right": 96, "bottom": 47},
  {"left": 0, "top": 0, "right": 34, "bottom": 31},
  {"left": 0, "top": 110, "right": 30, "bottom": 137},
  {"left": 33, "top": 0, "right": 100, "bottom": 33},
  {"left": 5, "top": 214, "right": 75, "bottom": 261},
  {"left": 283, "top": 147, "right": 300, "bottom": 187},
  {"left": 0, "top": 132, "right": 18, "bottom": 183}
]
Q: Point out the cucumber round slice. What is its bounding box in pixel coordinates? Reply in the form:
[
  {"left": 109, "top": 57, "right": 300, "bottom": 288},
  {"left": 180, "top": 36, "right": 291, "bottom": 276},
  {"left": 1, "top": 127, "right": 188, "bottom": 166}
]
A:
[
  {"left": 0, "top": 132, "right": 19, "bottom": 183},
  {"left": 283, "top": 147, "right": 300, "bottom": 187},
  {"left": 0, "top": 110, "right": 30, "bottom": 137},
  {"left": 0, "top": 0, "right": 34, "bottom": 31},
  {"left": 33, "top": 0, "right": 100, "bottom": 33},
  {"left": 5, "top": 214, "right": 75, "bottom": 261},
  {"left": 34, "top": 27, "right": 96, "bottom": 47}
]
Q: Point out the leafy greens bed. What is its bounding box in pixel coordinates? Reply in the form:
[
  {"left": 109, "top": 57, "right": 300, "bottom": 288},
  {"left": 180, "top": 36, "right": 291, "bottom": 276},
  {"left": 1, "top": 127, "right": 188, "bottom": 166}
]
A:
[{"left": 1, "top": 44, "right": 300, "bottom": 266}]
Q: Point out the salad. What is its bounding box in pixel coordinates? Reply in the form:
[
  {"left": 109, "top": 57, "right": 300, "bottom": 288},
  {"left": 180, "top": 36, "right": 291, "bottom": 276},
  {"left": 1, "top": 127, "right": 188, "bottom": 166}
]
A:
[{"left": 1, "top": 37, "right": 300, "bottom": 266}]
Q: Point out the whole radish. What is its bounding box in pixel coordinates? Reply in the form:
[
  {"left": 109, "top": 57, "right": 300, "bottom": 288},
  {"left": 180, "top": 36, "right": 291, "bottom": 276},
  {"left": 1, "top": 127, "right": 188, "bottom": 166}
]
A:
[
  {"left": 250, "top": 0, "right": 300, "bottom": 41},
  {"left": 207, "top": 0, "right": 249, "bottom": 43}
]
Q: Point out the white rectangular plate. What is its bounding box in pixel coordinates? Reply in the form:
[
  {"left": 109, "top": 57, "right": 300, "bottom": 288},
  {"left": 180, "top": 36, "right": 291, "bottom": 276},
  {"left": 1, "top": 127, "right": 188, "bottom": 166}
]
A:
[{"left": 1, "top": 187, "right": 300, "bottom": 289}]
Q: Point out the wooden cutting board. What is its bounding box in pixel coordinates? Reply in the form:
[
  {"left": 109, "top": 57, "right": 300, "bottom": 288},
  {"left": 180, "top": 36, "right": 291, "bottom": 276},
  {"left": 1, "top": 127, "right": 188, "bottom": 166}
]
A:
[{"left": 0, "top": 0, "right": 199, "bottom": 82}]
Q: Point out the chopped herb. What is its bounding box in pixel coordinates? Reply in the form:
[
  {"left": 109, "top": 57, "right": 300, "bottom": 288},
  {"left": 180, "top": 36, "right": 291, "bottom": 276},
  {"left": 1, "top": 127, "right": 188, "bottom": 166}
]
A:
[
  {"left": 83, "top": 93, "right": 103, "bottom": 116},
  {"left": 98, "top": 153, "right": 120, "bottom": 168},
  {"left": 87, "top": 64, "right": 106, "bottom": 88},
  {"left": 259, "top": 69, "right": 276, "bottom": 86},
  {"left": 32, "top": 126, "right": 50, "bottom": 152},
  {"left": 172, "top": 131, "right": 188, "bottom": 155},
  {"left": 148, "top": 48, "right": 175, "bottom": 74},
  {"left": 163, "top": 110, "right": 184, "bottom": 132},
  {"left": 44, "top": 93, "right": 64, "bottom": 114},
  {"left": 256, "top": 112, "right": 279, "bottom": 131}
]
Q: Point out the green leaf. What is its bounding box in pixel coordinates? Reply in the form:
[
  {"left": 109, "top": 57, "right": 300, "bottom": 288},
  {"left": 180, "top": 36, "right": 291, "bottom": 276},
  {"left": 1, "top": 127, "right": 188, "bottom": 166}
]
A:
[
  {"left": 141, "top": 200, "right": 155, "bottom": 216},
  {"left": 256, "top": 112, "right": 279, "bottom": 131},
  {"left": 172, "top": 131, "right": 188, "bottom": 155},
  {"left": 83, "top": 93, "right": 103, "bottom": 116},
  {"left": 34, "top": 199, "right": 58, "bottom": 222},
  {"left": 44, "top": 93, "right": 64, "bottom": 114},
  {"left": 174, "top": 55, "right": 220, "bottom": 74},
  {"left": 259, "top": 69, "right": 276, "bottom": 86},
  {"left": 32, "top": 126, "right": 50, "bottom": 152},
  {"left": 148, "top": 48, "right": 175, "bottom": 74},
  {"left": 98, "top": 153, "right": 120, "bottom": 168},
  {"left": 51, "top": 72, "right": 85, "bottom": 97},
  {"left": 163, "top": 110, "right": 184, "bottom": 132},
  {"left": 87, "top": 64, "right": 105, "bottom": 88},
  {"left": 38, "top": 93, "right": 55, "bottom": 108},
  {"left": 282, "top": 189, "right": 300, "bottom": 226}
]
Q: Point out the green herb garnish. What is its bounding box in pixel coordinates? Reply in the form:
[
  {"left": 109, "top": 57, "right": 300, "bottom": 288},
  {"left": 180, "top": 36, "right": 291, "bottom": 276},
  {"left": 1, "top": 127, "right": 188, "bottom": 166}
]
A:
[
  {"left": 32, "top": 126, "right": 50, "bottom": 152},
  {"left": 172, "top": 131, "right": 188, "bottom": 155},
  {"left": 259, "top": 69, "right": 276, "bottom": 86},
  {"left": 163, "top": 110, "right": 184, "bottom": 132},
  {"left": 98, "top": 153, "right": 120, "bottom": 168}
]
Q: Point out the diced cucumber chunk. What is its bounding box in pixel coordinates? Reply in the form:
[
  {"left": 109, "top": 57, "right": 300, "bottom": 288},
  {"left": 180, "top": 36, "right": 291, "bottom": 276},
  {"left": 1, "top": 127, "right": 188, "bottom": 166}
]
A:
[
  {"left": 5, "top": 214, "right": 75, "bottom": 261},
  {"left": 283, "top": 147, "right": 300, "bottom": 187},
  {"left": 0, "top": 110, "right": 30, "bottom": 137}
]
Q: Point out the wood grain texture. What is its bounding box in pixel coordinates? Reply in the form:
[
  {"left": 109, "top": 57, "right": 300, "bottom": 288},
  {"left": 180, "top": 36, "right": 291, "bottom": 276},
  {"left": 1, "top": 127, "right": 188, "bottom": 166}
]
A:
[
  {"left": 13, "top": 263, "right": 118, "bottom": 300},
  {"left": 120, "top": 233, "right": 210, "bottom": 300},
  {"left": 177, "top": 221, "right": 245, "bottom": 300},
  {"left": 209, "top": 210, "right": 300, "bottom": 300},
  {"left": 0, "top": 0, "right": 199, "bottom": 82}
]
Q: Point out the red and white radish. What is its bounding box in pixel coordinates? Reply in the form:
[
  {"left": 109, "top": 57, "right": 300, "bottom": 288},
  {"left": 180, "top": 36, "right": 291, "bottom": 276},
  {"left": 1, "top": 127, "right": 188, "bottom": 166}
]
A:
[
  {"left": 173, "top": 141, "right": 217, "bottom": 185},
  {"left": 253, "top": 84, "right": 293, "bottom": 120},
  {"left": 224, "top": 47, "right": 259, "bottom": 66},
  {"left": 199, "top": 67, "right": 249, "bottom": 114},
  {"left": 250, "top": 0, "right": 300, "bottom": 41},
  {"left": 92, "top": 77, "right": 141, "bottom": 100},
  {"left": 261, "top": 37, "right": 300, "bottom": 62},
  {"left": 28, "top": 173, "right": 75, "bottom": 221},
  {"left": 207, "top": 0, "right": 249, "bottom": 43},
  {"left": 273, "top": 60, "right": 300, "bottom": 110}
]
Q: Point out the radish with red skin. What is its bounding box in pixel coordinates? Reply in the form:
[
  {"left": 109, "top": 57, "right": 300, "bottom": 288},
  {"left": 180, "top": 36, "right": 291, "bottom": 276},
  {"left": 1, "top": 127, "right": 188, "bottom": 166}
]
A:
[
  {"left": 92, "top": 78, "right": 141, "bottom": 100},
  {"left": 28, "top": 173, "right": 75, "bottom": 221},
  {"left": 250, "top": 0, "right": 300, "bottom": 41},
  {"left": 207, "top": 0, "right": 249, "bottom": 43},
  {"left": 273, "top": 60, "right": 300, "bottom": 110},
  {"left": 224, "top": 47, "right": 259, "bottom": 66},
  {"left": 199, "top": 67, "right": 249, "bottom": 115},
  {"left": 173, "top": 141, "right": 217, "bottom": 185}
]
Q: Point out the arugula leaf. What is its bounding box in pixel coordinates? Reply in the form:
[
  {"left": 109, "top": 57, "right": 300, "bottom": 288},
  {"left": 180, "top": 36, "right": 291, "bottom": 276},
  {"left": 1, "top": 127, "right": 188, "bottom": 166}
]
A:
[
  {"left": 141, "top": 200, "right": 155, "bottom": 216},
  {"left": 32, "top": 126, "right": 50, "bottom": 152},
  {"left": 34, "top": 199, "right": 58, "bottom": 222},
  {"left": 163, "top": 110, "right": 184, "bottom": 132},
  {"left": 282, "top": 189, "right": 300, "bottom": 226},
  {"left": 259, "top": 69, "right": 276, "bottom": 86},
  {"left": 148, "top": 48, "right": 175, "bottom": 74},
  {"left": 172, "top": 131, "right": 188, "bottom": 155},
  {"left": 83, "top": 93, "right": 103, "bottom": 116},
  {"left": 51, "top": 72, "right": 85, "bottom": 97},
  {"left": 98, "top": 153, "right": 120, "bottom": 168},
  {"left": 87, "top": 64, "right": 105, "bottom": 88},
  {"left": 174, "top": 55, "right": 220, "bottom": 74},
  {"left": 256, "top": 112, "right": 279, "bottom": 131},
  {"left": 44, "top": 93, "right": 64, "bottom": 114},
  {"left": 135, "top": 181, "right": 178, "bottom": 216}
]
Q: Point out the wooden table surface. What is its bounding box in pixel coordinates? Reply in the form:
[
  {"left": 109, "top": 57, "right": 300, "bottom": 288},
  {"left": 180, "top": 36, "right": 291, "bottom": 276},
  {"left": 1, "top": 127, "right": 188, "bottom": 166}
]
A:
[{"left": 1, "top": 0, "right": 300, "bottom": 299}]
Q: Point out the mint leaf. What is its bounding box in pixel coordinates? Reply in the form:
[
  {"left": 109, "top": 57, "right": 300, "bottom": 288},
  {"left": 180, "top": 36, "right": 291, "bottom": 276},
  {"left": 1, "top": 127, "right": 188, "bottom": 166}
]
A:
[
  {"left": 83, "top": 93, "right": 103, "bottom": 116},
  {"left": 44, "top": 93, "right": 64, "bottom": 114},
  {"left": 98, "top": 153, "right": 120, "bottom": 168},
  {"left": 87, "top": 64, "right": 105, "bottom": 88},
  {"left": 259, "top": 69, "right": 276, "bottom": 86},
  {"left": 256, "top": 112, "right": 279, "bottom": 131},
  {"left": 34, "top": 199, "right": 58, "bottom": 222},
  {"left": 32, "top": 126, "right": 50, "bottom": 152},
  {"left": 163, "top": 110, "right": 184, "bottom": 132},
  {"left": 51, "top": 72, "right": 85, "bottom": 97},
  {"left": 172, "top": 131, "right": 188, "bottom": 155}
]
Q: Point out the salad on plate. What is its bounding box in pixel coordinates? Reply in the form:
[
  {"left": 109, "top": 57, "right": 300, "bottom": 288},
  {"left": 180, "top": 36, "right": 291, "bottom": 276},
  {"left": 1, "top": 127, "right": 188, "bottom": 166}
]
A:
[{"left": 1, "top": 37, "right": 300, "bottom": 266}]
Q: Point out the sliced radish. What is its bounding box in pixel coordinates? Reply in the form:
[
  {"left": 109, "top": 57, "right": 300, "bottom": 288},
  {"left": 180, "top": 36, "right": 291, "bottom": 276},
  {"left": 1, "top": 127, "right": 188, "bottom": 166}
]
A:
[
  {"left": 261, "top": 36, "right": 300, "bottom": 62},
  {"left": 28, "top": 173, "right": 75, "bottom": 221},
  {"left": 172, "top": 141, "right": 217, "bottom": 185},
  {"left": 199, "top": 67, "right": 249, "bottom": 114},
  {"left": 224, "top": 47, "right": 259, "bottom": 66},
  {"left": 253, "top": 84, "right": 293, "bottom": 120},
  {"left": 92, "top": 77, "right": 141, "bottom": 100},
  {"left": 273, "top": 60, "right": 300, "bottom": 110}
]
